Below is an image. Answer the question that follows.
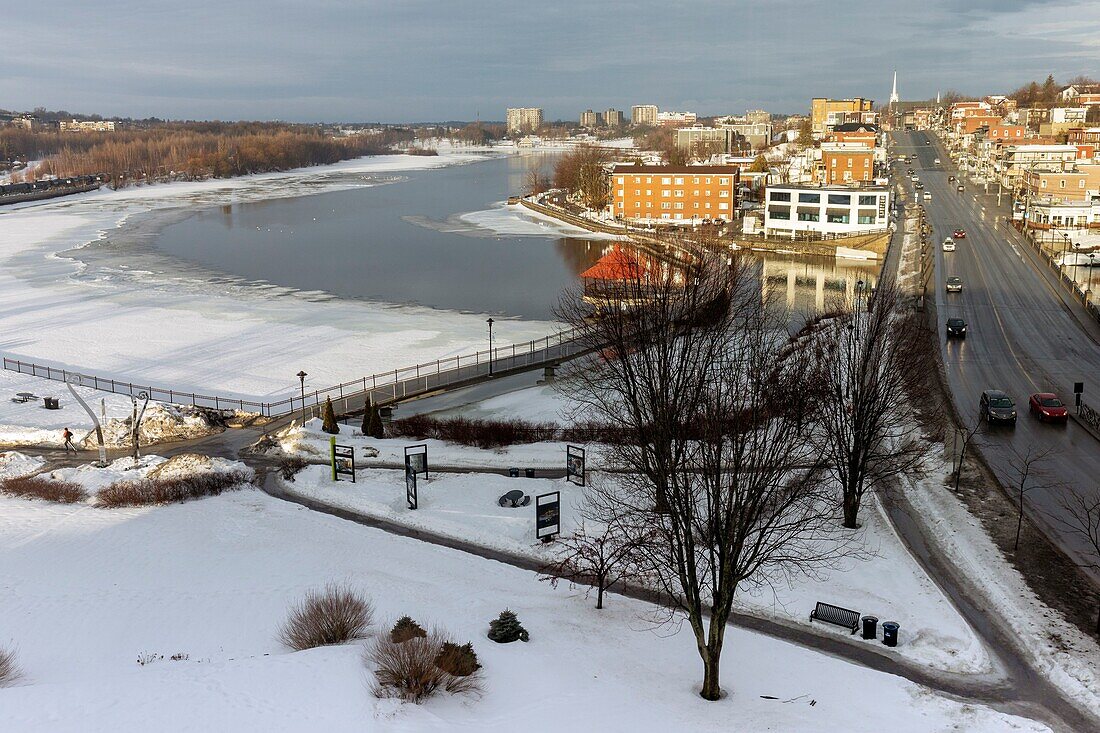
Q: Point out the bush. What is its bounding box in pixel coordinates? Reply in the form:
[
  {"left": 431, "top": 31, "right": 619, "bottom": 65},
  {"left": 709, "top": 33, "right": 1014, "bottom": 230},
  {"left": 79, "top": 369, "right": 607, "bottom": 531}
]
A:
[
  {"left": 321, "top": 397, "right": 339, "bottom": 435},
  {"left": 96, "top": 469, "right": 252, "bottom": 508},
  {"left": 279, "top": 584, "right": 374, "bottom": 651},
  {"left": 390, "top": 615, "right": 427, "bottom": 644},
  {"left": 0, "top": 475, "right": 87, "bottom": 504},
  {"left": 0, "top": 647, "right": 20, "bottom": 687},
  {"left": 487, "top": 609, "right": 529, "bottom": 643},
  {"left": 368, "top": 629, "right": 483, "bottom": 703},
  {"left": 435, "top": 641, "right": 480, "bottom": 677},
  {"left": 278, "top": 456, "right": 309, "bottom": 482}
]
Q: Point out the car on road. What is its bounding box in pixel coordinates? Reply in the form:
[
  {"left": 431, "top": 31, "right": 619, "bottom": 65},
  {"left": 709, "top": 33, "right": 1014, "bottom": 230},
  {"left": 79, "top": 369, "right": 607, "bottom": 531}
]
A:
[
  {"left": 946, "top": 276, "right": 963, "bottom": 292},
  {"left": 934, "top": 158, "right": 941, "bottom": 164},
  {"left": 980, "top": 390, "right": 1017, "bottom": 426},
  {"left": 949, "top": 175, "right": 956, "bottom": 182},
  {"left": 946, "top": 318, "right": 967, "bottom": 338},
  {"left": 1029, "top": 393, "right": 1068, "bottom": 423},
  {"left": 953, "top": 229, "right": 966, "bottom": 239},
  {"left": 956, "top": 184, "right": 964, "bottom": 192},
  {"left": 915, "top": 182, "right": 924, "bottom": 190},
  {"left": 924, "top": 191, "right": 932, "bottom": 200},
  {"left": 942, "top": 238, "right": 956, "bottom": 251}
]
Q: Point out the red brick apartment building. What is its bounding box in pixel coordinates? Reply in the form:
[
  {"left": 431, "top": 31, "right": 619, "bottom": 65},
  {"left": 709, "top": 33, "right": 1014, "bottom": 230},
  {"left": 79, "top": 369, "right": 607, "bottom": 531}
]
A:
[{"left": 610, "top": 165, "right": 739, "bottom": 222}]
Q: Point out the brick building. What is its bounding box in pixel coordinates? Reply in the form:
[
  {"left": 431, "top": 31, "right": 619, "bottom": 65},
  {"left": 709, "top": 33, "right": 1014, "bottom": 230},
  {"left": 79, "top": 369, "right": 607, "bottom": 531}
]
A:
[
  {"left": 609, "top": 164, "right": 739, "bottom": 222},
  {"left": 818, "top": 144, "right": 875, "bottom": 184}
]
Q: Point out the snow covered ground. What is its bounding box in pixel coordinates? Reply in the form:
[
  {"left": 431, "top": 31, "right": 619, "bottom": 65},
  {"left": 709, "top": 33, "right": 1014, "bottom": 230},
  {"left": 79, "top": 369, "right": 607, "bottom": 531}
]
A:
[
  {"left": 0, "top": 151, "right": 558, "bottom": 405},
  {"left": 0, "top": 478, "right": 1046, "bottom": 732}
]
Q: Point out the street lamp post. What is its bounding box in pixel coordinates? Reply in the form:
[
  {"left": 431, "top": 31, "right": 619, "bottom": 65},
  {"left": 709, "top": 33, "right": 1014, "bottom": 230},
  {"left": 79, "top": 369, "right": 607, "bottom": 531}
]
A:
[
  {"left": 1089, "top": 254, "right": 1097, "bottom": 300},
  {"left": 1061, "top": 233, "right": 1071, "bottom": 273},
  {"left": 297, "top": 371, "right": 307, "bottom": 424},
  {"left": 486, "top": 318, "right": 495, "bottom": 376},
  {"left": 1074, "top": 243, "right": 1084, "bottom": 287}
]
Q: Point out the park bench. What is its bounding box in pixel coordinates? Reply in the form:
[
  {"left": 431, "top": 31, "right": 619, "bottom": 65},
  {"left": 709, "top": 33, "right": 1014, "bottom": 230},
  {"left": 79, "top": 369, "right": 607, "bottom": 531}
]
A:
[{"left": 809, "top": 602, "right": 860, "bottom": 634}]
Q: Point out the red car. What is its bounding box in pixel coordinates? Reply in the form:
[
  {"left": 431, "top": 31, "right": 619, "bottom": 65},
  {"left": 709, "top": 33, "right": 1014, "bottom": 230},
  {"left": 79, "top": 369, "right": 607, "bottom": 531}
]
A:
[
  {"left": 953, "top": 229, "right": 966, "bottom": 239},
  {"left": 1029, "top": 392, "right": 1068, "bottom": 422}
]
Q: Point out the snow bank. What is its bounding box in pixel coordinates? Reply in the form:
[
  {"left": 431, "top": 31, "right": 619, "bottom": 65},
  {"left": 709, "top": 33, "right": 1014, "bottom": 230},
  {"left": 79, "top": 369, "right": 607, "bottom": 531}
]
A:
[
  {"left": 35, "top": 453, "right": 253, "bottom": 499},
  {"left": 0, "top": 451, "right": 45, "bottom": 480}
]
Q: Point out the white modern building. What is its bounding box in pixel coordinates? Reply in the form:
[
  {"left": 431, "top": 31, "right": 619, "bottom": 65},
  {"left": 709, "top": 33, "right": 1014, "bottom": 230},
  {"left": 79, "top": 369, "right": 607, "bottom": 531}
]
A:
[
  {"left": 631, "top": 104, "right": 659, "bottom": 126},
  {"left": 763, "top": 185, "right": 891, "bottom": 238}
]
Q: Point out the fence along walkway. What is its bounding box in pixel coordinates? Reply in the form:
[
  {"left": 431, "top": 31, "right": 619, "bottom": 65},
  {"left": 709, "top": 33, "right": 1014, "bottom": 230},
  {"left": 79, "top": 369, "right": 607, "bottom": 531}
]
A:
[{"left": 3, "top": 327, "right": 588, "bottom": 420}]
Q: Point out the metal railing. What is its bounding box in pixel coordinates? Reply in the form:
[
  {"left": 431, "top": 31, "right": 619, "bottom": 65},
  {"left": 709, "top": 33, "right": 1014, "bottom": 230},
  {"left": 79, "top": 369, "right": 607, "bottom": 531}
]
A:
[{"left": 3, "top": 326, "right": 587, "bottom": 419}]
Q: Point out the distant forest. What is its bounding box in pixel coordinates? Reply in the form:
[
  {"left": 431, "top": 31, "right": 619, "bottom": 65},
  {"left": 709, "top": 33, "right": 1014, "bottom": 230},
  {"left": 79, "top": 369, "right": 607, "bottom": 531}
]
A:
[
  {"left": 0, "top": 122, "right": 418, "bottom": 188},
  {"left": 1008, "top": 74, "right": 1097, "bottom": 109}
]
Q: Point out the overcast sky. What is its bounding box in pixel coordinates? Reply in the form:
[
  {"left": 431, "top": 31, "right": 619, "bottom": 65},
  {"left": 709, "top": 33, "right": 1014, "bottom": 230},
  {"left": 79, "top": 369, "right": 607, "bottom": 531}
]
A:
[{"left": 3, "top": 0, "right": 1097, "bottom": 122}]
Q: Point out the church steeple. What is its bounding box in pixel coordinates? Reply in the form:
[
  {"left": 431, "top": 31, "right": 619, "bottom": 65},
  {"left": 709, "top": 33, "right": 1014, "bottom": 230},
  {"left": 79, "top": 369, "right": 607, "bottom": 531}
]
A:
[{"left": 889, "top": 70, "right": 899, "bottom": 106}]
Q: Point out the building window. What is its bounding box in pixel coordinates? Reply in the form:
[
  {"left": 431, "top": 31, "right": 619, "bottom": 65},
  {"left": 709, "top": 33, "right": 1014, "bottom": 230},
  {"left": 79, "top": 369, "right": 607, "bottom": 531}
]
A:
[
  {"left": 634, "top": 177, "right": 641, "bottom": 183},
  {"left": 674, "top": 203, "right": 684, "bottom": 209},
  {"left": 662, "top": 177, "right": 671, "bottom": 184},
  {"left": 693, "top": 177, "right": 700, "bottom": 184},
  {"left": 770, "top": 191, "right": 792, "bottom": 202},
  {"left": 827, "top": 212, "right": 849, "bottom": 223},
  {"left": 662, "top": 190, "right": 671, "bottom": 197},
  {"left": 616, "top": 177, "right": 624, "bottom": 185},
  {"left": 675, "top": 190, "right": 684, "bottom": 197},
  {"left": 798, "top": 193, "right": 820, "bottom": 204},
  {"left": 1060, "top": 180, "right": 1066, "bottom": 189},
  {"left": 719, "top": 203, "right": 728, "bottom": 210},
  {"left": 770, "top": 208, "right": 791, "bottom": 220},
  {"left": 719, "top": 178, "right": 729, "bottom": 184},
  {"left": 858, "top": 195, "right": 877, "bottom": 206},
  {"left": 847, "top": 158, "right": 853, "bottom": 168},
  {"left": 719, "top": 190, "right": 729, "bottom": 197},
  {"left": 828, "top": 194, "right": 851, "bottom": 205},
  {"left": 661, "top": 202, "right": 671, "bottom": 209},
  {"left": 857, "top": 214, "right": 876, "bottom": 224},
  {"left": 694, "top": 203, "right": 700, "bottom": 209},
  {"left": 705, "top": 177, "right": 712, "bottom": 184},
  {"left": 674, "top": 177, "right": 684, "bottom": 185},
  {"left": 646, "top": 190, "right": 652, "bottom": 196},
  {"left": 797, "top": 211, "right": 820, "bottom": 221},
  {"left": 831, "top": 159, "right": 837, "bottom": 167}
]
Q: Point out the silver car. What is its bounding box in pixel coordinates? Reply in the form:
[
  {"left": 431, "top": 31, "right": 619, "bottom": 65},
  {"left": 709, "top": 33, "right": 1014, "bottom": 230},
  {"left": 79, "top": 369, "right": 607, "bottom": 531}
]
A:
[{"left": 946, "top": 276, "right": 963, "bottom": 292}]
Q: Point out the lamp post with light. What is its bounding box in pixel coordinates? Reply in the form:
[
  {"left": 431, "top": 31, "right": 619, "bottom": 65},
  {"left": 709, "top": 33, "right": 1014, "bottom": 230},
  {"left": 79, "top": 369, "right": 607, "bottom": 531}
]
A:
[
  {"left": 297, "top": 371, "right": 307, "bottom": 424},
  {"left": 486, "top": 318, "right": 495, "bottom": 376}
]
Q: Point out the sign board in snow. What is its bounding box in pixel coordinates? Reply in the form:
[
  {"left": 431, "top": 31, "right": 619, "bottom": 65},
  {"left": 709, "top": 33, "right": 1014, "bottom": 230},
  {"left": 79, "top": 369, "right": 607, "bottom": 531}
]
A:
[
  {"left": 330, "top": 437, "right": 355, "bottom": 483},
  {"left": 535, "top": 491, "right": 560, "bottom": 542},
  {"left": 566, "top": 445, "right": 585, "bottom": 487},
  {"left": 405, "top": 466, "right": 418, "bottom": 510},
  {"left": 404, "top": 444, "right": 428, "bottom": 478}
]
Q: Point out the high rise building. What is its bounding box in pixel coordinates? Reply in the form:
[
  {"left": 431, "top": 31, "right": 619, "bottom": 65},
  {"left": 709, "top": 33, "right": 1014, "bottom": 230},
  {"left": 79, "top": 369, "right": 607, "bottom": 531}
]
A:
[
  {"left": 631, "top": 104, "right": 659, "bottom": 126},
  {"left": 506, "top": 107, "right": 544, "bottom": 135},
  {"left": 580, "top": 109, "right": 599, "bottom": 128},
  {"left": 746, "top": 109, "right": 771, "bottom": 125},
  {"left": 604, "top": 108, "right": 624, "bottom": 127}
]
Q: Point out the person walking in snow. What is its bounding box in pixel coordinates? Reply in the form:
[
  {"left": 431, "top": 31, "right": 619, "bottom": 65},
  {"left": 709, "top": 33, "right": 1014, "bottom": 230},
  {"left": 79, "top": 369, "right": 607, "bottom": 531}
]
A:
[{"left": 63, "top": 427, "right": 76, "bottom": 454}]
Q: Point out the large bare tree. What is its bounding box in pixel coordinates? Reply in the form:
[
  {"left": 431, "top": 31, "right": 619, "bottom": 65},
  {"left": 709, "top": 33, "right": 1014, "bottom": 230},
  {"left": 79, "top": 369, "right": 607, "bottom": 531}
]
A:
[
  {"left": 557, "top": 253, "right": 852, "bottom": 700},
  {"left": 1053, "top": 487, "right": 1100, "bottom": 635},
  {"left": 813, "top": 280, "right": 931, "bottom": 528}
]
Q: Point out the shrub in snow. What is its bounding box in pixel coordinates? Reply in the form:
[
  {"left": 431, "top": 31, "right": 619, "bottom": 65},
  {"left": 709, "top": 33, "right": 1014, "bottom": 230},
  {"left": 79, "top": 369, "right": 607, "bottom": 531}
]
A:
[
  {"left": 0, "top": 647, "right": 21, "bottom": 687},
  {"left": 389, "top": 615, "right": 427, "bottom": 644},
  {"left": 321, "top": 397, "right": 339, "bottom": 435},
  {"left": 278, "top": 456, "right": 308, "bottom": 481},
  {"left": 487, "top": 609, "right": 529, "bottom": 643},
  {"left": 368, "top": 629, "right": 483, "bottom": 702},
  {"left": 435, "top": 641, "right": 480, "bottom": 677},
  {"left": 279, "top": 584, "right": 374, "bottom": 651},
  {"left": 96, "top": 469, "right": 252, "bottom": 508},
  {"left": 0, "top": 475, "right": 87, "bottom": 504}
]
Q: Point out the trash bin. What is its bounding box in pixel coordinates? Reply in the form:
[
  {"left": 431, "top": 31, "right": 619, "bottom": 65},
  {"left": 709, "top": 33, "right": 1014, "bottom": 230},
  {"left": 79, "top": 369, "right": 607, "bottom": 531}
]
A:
[
  {"left": 524, "top": 468, "right": 535, "bottom": 479},
  {"left": 508, "top": 467, "right": 519, "bottom": 478},
  {"left": 43, "top": 397, "right": 60, "bottom": 410},
  {"left": 861, "top": 616, "right": 878, "bottom": 640},
  {"left": 881, "top": 621, "right": 899, "bottom": 648}
]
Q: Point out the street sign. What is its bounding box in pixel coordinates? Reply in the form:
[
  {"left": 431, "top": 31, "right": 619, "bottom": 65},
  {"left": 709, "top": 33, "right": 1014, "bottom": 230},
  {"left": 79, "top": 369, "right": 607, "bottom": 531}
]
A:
[
  {"left": 404, "top": 444, "right": 428, "bottom": 478},
  {"left": 405, "top": 467, "right": 418, "bottom": 510},
  {"left": 535, "top": 491, "right": 560, "bottom": 542},
  {"left": 1074, "top": 382, "right": 1084, "bottom": 394},
  {"left": 566, "top": 445, "right": 585, "bottom": 487},
  {"left": 330, "top": 437, "right": 355, "bottom": 482}
]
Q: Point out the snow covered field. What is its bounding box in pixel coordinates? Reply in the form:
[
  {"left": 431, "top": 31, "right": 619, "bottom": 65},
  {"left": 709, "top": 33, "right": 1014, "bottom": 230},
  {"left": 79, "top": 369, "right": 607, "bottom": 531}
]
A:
[
  {"left": 0, "top": 473, "right": 1046, "bottom": 732},
  {"left": 276, "top": 412, "right": 988, "bottom": 677},
  {"left": 0, "top": 150, "right": 558, "bottom": 405}
]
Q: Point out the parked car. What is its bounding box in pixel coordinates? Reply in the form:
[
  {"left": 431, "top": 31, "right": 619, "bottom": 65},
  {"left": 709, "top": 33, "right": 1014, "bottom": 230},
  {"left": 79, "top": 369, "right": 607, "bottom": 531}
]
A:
[
  {"left": 956, "top": 184, "right": 964, "bottom": 192},
  {"left": 942, "top": 238, "right": 956, "bottom": 251},
  {"left": 980, "top": 390, "right": 1017, "bottom": 426},
  {"left": 953, "top": 229, "right": 966, "bottom": 239},
  {"left": 1028, "top": 393, "right": 1068, "bottom": 423},
  {"left": 946, "top": 318, "right": 967, "bottom": 338},
  {"left": 924, "top": 191, "right": 932, "bottom": 200},
  {"left": 946, "top": 276, "right": 963, "bottom": 292}
]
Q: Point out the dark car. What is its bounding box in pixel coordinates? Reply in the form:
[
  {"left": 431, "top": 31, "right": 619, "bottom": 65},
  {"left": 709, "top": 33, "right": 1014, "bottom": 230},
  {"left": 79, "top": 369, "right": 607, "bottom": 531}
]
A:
[
  {"left": 953, "top": 229, "right": 966, "bottom": 239},
  {"left": 1029, "top": 393, "right": 1068, "bottom": 423},
  {"left": 946, "top": 318, "right": 967, "bottom": 338},
  {"left": 980, "top": 390, "right": 1017, "bottom": 426}
]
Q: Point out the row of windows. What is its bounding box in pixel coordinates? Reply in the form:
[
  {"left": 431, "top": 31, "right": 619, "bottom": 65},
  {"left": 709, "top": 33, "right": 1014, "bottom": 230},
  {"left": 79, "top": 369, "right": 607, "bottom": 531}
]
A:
[
  {"left": 829, "top": 158, "right": 870, "bottom": 167},
  {"left": 618, "top": 189, "right": 730, "bottom": 198},
  {"left": 1038, "top": 179, "right": 1087, "bottom": 189},
  {"left": 617, "top": 202, "right": 729, "bottom": 210},
  {"left": 616, "top": 176, "right": 731, "bottom": 185}
]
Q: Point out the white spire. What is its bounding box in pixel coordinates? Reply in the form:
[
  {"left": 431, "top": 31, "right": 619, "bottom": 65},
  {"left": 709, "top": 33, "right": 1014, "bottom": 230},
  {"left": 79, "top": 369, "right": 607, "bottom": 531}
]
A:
[{"left": 889, "top": 70, "right": 899, "bottom": 105}]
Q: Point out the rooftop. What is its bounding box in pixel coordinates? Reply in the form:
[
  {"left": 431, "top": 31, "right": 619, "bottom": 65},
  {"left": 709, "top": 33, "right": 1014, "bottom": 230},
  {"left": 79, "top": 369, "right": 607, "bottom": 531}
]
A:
[{"left": 611, "top": 164, "right": 741, "bottom": 174}]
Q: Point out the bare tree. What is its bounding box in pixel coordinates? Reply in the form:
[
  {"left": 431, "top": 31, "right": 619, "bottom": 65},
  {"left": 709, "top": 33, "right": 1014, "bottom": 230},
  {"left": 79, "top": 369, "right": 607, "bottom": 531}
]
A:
[
  {"left": 1052, "top": 487, "right": 1100, "bottom": 634},
  {"left": 813, "top": 281, "right": 931, "bottom": 528},
  {"left": 552, "top": 144, "right": 614, "bottom": 210},
  {"left": 557, "top": 254, "right": 853, "bottom": 700},
  {"left": 525, "top": 167, "right": 550, "bottom": 196},
  {"left": 1006, "top": 446, "right": 1059, "bottom": 552},
  {"left": 540, "top": 507, "right": 646, "bottom": 610}
]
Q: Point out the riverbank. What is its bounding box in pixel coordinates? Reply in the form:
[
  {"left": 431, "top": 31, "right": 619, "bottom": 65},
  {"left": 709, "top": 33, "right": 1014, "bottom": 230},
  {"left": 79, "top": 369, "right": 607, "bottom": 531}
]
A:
[{"left": 0, "top": 151, "right": 558, "bottom": 405}]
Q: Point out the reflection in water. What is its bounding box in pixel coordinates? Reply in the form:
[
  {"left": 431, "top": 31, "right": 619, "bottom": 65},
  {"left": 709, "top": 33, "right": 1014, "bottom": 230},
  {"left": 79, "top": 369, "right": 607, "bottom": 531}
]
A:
[{"left": 759, "top": 252, "right": 879, "bottom": 319}]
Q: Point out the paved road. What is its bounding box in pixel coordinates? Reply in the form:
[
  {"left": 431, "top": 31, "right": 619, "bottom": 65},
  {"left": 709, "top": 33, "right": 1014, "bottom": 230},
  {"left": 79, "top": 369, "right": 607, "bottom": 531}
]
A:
[{"left": 892, "top": 130, "right": 1100, "bottom": 584}]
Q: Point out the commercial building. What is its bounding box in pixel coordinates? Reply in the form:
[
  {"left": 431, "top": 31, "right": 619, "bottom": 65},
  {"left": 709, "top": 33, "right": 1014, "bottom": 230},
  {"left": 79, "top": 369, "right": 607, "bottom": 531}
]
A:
[
  {"left": 604, "top": 108, "right": 624, "bottom": 127},
  {"left": 673, "top": 126, "right": 738, "bottom": 155},
  {"left": 717, "top": 119, "right": 772, "bottom": 150},
  {"left": 631, "top": 104, "right": 659, "bottom": 126},
  {"left": 810, "top": 97, "right": 874, "bottom": 134},
  {"left": 609, "top": 164, "right": 739, "bottom": 222},
  {"left": 818, "top": 144, "right": 875, "bottom": 185},
  {"left": 656, "top": 111, "right": 697, "bottom": 128},
  {"left": 580, "top": 110, "right": 599, "bottom": 128},
  {"left": 58, "top": 119, "right": 116, "bottom": 132},
  {"left": 763, "top": 185, "right": 891, "bottom": 238},
  {"left": 506, "top": 107, "right": 543, "bottom": 135}
]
